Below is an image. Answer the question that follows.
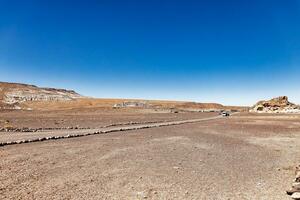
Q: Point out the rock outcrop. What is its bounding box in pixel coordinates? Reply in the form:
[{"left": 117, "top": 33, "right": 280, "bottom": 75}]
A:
[
  {"left": 0, "top": 82, "right": 83, "bottom": 110},
  {"left": 250, "top": 96, "right": 300, "bottom": 113}
]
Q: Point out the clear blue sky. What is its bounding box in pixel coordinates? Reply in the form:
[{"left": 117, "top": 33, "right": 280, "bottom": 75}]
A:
[{"left": 1, "top": 0, "right": 300, "bottom": 106}]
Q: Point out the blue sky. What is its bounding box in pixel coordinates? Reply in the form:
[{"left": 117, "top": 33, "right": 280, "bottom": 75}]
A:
[{"left": 0, "top": 0, "right": 300, "bottom": 106}]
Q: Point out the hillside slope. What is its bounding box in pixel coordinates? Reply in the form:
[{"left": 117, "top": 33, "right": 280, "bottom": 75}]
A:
[
  {"left": 0, "top": 82, "right": 83, "bottom": 109},
  {"left": 0, "top": 81, "right": 247, "bottom": 111}
]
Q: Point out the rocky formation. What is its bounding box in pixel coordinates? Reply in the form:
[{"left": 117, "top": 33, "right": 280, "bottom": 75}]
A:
[
  {"left": 0, "top": 82, "right": 83, "bottom": 110},
  {"left": 250, "top": 96, "right": 300, "bottom": 113}
]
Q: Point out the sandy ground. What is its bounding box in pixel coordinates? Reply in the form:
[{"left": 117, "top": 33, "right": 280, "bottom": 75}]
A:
[
  {"left": 0, "top": 109, "right": 216, "bottom": 129},
  {"left": 0, "top": 112, "right": 300, "bottom": 199}
]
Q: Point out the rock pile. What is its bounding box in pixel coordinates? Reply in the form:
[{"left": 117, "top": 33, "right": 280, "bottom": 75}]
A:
[
  {"left": 0, "top": 126, "right": 90, "bottom": 133},
  {"left": 0, "top": 120, "right": 170, "bottom": 133},
  {"left": 250, "top": 96, "right": 300, "bottom": 113},
  {"left": 287, "top": 165, "right": 300, "bottom": 199}
]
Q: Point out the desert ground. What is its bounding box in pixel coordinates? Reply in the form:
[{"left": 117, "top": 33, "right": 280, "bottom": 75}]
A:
[
  {"left": 0, "top": 108, "right": 218, "bottom": 130},
  {"left": 0, "top": 109, "right": 300, "bottom": 200}
]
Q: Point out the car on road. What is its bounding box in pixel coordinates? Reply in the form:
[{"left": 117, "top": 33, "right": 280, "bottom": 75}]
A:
[{"left": 221, "top": 112, "right": 230, "bottom": 117}]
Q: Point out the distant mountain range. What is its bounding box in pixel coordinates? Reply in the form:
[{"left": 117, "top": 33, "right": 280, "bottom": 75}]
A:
[{"left": 0, "top": 81, "right": 247, "bottom": 111}]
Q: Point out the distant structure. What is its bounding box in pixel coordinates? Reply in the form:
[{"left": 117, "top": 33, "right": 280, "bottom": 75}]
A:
[{"left": 113, "top": 101, "right": 149, "bottom": 109}]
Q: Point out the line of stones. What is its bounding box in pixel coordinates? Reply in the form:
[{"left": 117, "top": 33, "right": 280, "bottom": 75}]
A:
[
  {"left": 0, "top": 127, "right": 89, "bottom": 132},
  {"left": 0, "top": 126, "right": 151, "bottom": 147},
  {"left": 0, "top": 116, "right": 220, "bottom": 147},
  {"left": 102, "top": 120, "right": 167, "bottom": 128},
  {"left": 0, "top": 120, "right": 168, "bottom": 133},
  {"left": 0, "top": 119, "right": 202, "bottom": 147}
]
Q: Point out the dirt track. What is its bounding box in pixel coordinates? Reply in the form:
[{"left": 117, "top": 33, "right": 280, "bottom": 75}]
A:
[{"left": 1, "top": 112, "right": 300, "bottom": 199}]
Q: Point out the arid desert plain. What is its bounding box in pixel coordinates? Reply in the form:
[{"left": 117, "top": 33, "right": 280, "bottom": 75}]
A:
[{"left": 0, "top": 82, "right": 300, "bottom": 200}]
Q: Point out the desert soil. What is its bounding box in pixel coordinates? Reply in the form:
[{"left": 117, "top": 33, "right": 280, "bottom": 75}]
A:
[
  {"left": 0, "top": 111, "right": 300, "bottom": 199},
  {"left": 0, "top": 109, "right": 217, "bottom": 129}
]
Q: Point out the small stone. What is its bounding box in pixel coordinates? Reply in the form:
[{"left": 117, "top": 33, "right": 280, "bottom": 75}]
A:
[{"left": 291, "top": 192, "right": 300, "bottom": 199}]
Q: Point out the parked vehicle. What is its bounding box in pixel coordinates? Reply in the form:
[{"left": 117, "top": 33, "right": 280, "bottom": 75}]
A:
[{"left": 221, "top": 112, "right": 230, "bottom": 117}]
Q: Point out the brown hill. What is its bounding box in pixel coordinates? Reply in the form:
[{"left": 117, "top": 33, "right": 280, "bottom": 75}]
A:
[
  {"left": 0, "top": 81, "right": 246, "bottom": 111},
  {"left": 0, "top": 82, "right": 83, "bottom": 110},
  {"left": 23, "top": 98, "right": 229, "bottom": 111}
]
